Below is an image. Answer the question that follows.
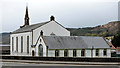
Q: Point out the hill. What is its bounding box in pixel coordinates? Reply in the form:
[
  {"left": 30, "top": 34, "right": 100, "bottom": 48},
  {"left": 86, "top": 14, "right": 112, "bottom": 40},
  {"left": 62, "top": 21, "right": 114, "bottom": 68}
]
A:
[
  {"left": 0, "top": 33, "right": 10, "bottom": 44},
  {"left": 67, "top": 21, "right": 120, "bottom": 36}
]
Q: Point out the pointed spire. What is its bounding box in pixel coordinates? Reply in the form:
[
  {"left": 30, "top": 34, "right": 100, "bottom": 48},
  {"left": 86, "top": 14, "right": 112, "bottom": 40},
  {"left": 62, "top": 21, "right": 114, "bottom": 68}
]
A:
[
  {"left": 25, "top": 6, "right": 29, "bottom": 18},
  {"left": 24, "top": 4, "right": 29, "bottom": 26}
]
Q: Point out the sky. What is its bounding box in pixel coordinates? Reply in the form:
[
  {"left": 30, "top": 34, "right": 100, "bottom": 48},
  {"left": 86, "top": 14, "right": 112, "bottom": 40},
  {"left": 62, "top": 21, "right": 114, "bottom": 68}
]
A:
[{"left": 0, "top": 0, "right": 119, "bottom": 33}]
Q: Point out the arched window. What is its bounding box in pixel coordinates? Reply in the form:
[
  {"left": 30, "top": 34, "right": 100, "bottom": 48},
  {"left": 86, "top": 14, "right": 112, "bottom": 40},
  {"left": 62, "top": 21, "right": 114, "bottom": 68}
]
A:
[{"left": 38, "top": 44, "right": 43, "bottom": 57}]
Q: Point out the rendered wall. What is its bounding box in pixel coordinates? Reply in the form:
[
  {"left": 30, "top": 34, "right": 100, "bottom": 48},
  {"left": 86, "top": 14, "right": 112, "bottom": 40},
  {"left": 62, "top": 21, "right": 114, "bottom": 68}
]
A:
[
  {"left": 48, "top": 50, "right": 55, "bottom": 57},
  {"left": 47, "top": 49, "right": 111, "bottom": 58},
  {"left": 33, "top": 21, "right": 70, "bottom": 45},
  {"left": 59, "top": 50, "right": 64, "bottom": 57},
  {"left": 10, "top": 32, "right": 32, "bottom": 56}
]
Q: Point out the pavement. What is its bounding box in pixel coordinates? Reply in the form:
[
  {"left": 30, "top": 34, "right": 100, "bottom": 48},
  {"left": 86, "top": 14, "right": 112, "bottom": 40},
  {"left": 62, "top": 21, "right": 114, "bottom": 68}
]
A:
[
  {"left": 1, "top": 62, "right": 120, "bottom": 68},
  {"left": 2, "top": 59, "right": 120, "bottom": 65}
]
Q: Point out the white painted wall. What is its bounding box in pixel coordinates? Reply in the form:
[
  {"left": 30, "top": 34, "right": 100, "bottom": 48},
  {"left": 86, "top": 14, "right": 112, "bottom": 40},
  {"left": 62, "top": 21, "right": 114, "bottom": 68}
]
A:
[
  {"left": 48, "top": 50, "right": 55, "bottom": 57},
  {"left": 47, "top": 49, "right": 111, "bottom": 58},
  {"left": 92, "top": 49, "right": 111, "bottom": 58},
  {"left": 59, "top": 50, "right": 64, "bottom": 57},
  {"left": 107, "top": 49, "right": 111, "bottom": 57},
  {"left": 33, "top": 21, "right": 70, "bottom": 45},
  {"left": 99, "top": 49, "right": 103, "bottom": 57},
  {"left": 77, "top": 50, "right": 81, "bottom": 57},
  {"left": 68, "top": 50, "right": 73, "bottom": 57},
  {"left": 85, "top": 50, "right": 91, "bottom": 57},
  {"left": 93, "top": 49, "right": 96, "bottom": 57},
  {"left": 10, "top": 32, "right": 32, "bottom": 56}
]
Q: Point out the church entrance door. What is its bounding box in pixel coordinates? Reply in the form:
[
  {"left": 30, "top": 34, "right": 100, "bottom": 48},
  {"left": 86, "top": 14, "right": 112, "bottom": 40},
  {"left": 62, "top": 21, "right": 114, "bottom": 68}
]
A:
[{"left": 38, "top": 44, "right": 43, "bottom": 57}]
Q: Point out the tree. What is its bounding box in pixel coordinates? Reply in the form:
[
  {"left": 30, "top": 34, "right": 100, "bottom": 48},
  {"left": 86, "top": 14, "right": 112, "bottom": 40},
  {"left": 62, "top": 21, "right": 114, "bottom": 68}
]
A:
[{"left": 111, "top": 34, "right": 120, "bottom": 47}]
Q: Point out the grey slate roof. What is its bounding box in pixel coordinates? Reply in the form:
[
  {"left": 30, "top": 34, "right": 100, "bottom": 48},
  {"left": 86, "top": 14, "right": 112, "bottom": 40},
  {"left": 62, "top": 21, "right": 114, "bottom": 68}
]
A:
[
  {"left": 43, "top": 36, "right": 110, "bottom": 49},
  {"left": 12, "top": 21, "right": 50, "bottom": 33}
]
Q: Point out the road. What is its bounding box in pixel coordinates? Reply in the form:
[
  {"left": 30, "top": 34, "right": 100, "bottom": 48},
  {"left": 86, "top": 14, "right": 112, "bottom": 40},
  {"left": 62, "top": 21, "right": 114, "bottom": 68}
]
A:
[{"left": 1, "top": 62, "right": 120, "bottom": 68}]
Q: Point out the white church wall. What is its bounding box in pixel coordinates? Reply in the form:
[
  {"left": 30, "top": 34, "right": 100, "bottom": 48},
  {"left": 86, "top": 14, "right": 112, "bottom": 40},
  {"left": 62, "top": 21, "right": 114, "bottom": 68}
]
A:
[
  {"left": 59, "top": 50, "right": 64, "bottom": 57},
  {"left": 10, "top": 35, "right": 15, "bottom": 55},
  {"left": 92, "top": 49, "right": 111, "bottom": 58},
  {"left": 48, "top": 50, "right": 55, "bottom": 57},
  {"left": 76, "top": 50, "right": 81, "bottom": 57},
  {"left": 68, "top": 50, "right": 73, "bottom": 57},
  {"left": 92, "top": 49, "right": 96, "bottom": 57},
  {"left": 107, "top": 49, "right": 111, "bottom": 57},
  {"left": 99, "top": 49, "right": 103, "bottom": 57},
  {"left": 33, "top": 21, "right": 70, "bottom": 45},
  {"left": 85, "top": 49, "right": 91, "bottom": 57},
  {"left": 10, "top": 32, "right": 32, "bottom": 56}
]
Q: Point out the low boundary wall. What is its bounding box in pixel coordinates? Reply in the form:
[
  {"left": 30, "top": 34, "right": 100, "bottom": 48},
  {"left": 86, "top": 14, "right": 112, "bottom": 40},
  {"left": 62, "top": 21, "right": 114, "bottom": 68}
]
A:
[{"left": 1, "top": 55, "right": 120, "bottom": 62}]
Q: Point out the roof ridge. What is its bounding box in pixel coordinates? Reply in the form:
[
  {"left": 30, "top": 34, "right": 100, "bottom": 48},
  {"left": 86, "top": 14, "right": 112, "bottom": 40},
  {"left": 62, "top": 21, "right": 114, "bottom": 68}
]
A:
[
  {"left": 29, "top": 21, "right": 50, "bottom": 26},
  {"left": 44, "top": 36, "right": 103, "bottom": 38},
  {"left": 12, "top": 21, "right": 50, "bottom": 34}
]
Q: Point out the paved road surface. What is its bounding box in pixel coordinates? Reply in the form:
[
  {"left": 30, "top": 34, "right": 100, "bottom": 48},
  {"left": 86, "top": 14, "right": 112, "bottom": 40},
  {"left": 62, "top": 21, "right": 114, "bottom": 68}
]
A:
[{"left": 1, "top": 62, "right": 120, "bottom": 68}]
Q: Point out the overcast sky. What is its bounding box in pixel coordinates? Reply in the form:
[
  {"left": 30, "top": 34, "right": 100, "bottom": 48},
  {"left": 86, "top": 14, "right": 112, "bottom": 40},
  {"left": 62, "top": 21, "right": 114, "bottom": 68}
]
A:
[{"left": 0, "top": 0, "right": 119, "bottom": 33}]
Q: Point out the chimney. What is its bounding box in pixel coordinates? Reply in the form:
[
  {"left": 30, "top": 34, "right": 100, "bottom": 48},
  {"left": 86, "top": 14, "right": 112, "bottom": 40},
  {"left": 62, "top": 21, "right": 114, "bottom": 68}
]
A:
[
  {"left": 40, "top": 30, "right": 43, "bottom": 36},
  {"left": 50, "top": 16, "right": 55, "bottom": 21}
]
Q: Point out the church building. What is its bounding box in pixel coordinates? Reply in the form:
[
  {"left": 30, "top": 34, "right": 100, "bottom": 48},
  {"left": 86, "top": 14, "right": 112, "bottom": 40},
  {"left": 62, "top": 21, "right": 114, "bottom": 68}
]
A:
[{"left": 10, "top": 6, "right": 111, "bottom": 57}]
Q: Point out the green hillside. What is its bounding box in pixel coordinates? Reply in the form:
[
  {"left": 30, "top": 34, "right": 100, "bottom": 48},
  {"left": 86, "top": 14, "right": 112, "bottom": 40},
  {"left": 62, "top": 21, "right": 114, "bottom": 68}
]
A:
[{"left": 67, "top": 21, "right": 120, "bottom": 37}]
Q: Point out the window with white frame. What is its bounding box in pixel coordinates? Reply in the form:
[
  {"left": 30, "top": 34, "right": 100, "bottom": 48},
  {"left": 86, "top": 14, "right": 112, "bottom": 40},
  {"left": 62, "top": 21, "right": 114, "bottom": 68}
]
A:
[
  {"left": 64, "top": 50, "right": 68, "bottom": 57},
  {"left": 73, "top": 49, "right": 77, "bottom": 57},
  {"left": 55, "top": 50, "right": 59, "bottom": 57},
  {"left": 96, "top": 49, "right": 99, "bottom": 56},
  {"left": 81, "top": 49, "right": 85, "bottom": 57},
  {"left": 103, "top": 49, "right": 107, "bottom": 56}
]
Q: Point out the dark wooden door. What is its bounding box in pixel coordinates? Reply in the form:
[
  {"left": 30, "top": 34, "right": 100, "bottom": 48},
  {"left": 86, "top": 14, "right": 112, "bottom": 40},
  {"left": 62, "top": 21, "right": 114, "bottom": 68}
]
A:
[{"left": 32, "top": 50, "right": 35, "bottom": 56}]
